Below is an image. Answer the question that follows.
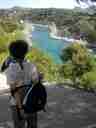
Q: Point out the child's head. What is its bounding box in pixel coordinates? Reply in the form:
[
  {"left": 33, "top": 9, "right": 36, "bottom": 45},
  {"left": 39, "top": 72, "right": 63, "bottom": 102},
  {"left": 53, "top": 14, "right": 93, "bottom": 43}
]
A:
[{"left": 9, "top": 40, "right": 28, "bottom": 60}]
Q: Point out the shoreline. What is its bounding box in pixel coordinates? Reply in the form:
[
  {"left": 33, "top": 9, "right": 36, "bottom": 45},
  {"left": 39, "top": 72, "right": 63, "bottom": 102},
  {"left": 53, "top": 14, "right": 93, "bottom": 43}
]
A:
[
  {"left": 32, "top": 23, "right": 48, "bottom": 28},
  {"left": 31, "top": 23, "right": 87, "bottom": 44},
  {"left": 49, "top": 32, "right": 75, "bottom": 42}
]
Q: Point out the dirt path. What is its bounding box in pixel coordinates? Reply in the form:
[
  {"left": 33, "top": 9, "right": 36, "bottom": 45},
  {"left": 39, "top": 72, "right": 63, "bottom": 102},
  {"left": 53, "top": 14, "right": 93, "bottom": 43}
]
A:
[{"left": 0, "top": 85, "right": 96, "bottom": 128}]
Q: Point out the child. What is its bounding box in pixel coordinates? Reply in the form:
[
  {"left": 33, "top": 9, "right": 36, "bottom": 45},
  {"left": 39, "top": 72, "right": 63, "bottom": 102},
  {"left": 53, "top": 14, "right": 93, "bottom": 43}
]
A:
[{"left": 1, "top": 40, "right": 39, "bottom": 128}]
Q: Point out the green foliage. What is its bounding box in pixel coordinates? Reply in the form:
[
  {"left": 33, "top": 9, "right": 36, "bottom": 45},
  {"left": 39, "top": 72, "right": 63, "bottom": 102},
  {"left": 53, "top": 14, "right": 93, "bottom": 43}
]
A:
[
  {"left": 26, "top": 48, "right": 62, "bottom": 82},
  {"left": 0, "top": 52, "right": 8, "bottom": 64},
  {"left": 0, "top": 25, "right": 6, "bottom": 36},
  {"left": 80, "top": 71, "right": 96, "bottom": 89},
  {"left": 61, "top": 42, "right": 88, "bottom": 64},
  {"left": 0, "top": 17, "right": 23, "bottom": 33},
  {"left": 60, "top": 42, "right": 96, "bottom": 86},
  {"left": 0, "top": 16, "right": 24, "bottom": 53},
  {"left": 59, "top": 62, "right": 73, "bottom": 79},
  {"left": 78, "top": 20, "right": 96, "bottom": 42},
  {"left": 0, "top": 30, "right": 24, "bottom": 53}
]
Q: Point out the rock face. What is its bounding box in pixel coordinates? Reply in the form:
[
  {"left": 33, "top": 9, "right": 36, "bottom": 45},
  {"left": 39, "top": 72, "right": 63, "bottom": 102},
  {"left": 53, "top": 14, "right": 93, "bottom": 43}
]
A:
[{"left": 48, "top": 22, "right": 58, "bottom": 36}]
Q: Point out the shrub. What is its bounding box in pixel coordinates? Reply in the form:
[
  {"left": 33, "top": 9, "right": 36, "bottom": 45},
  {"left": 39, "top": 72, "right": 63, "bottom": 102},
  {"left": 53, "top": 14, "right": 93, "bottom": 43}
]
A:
[
  {"left": 0, "top": 52, "right": 8, "bottom": 64},
  {"left": 26, "top": 48, "right": 61, "bottom": 82},
  {"left": 0, "top": 30, "right": 24, "bottom": 53},
  {"left": 60, "top": 42, "right": 96, "bottom": 86},
  {"left": 80, "top": 71, "right": 96, "bottom": 90}
]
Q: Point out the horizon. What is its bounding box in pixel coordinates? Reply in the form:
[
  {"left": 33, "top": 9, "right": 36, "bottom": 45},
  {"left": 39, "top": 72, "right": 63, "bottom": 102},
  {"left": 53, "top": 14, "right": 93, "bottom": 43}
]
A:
[
  {"left": 0, "top": 0, "right": 79, "bottom": 9},
  {"left": 0, "top": 6, "right": 79, "bottom": 10}
]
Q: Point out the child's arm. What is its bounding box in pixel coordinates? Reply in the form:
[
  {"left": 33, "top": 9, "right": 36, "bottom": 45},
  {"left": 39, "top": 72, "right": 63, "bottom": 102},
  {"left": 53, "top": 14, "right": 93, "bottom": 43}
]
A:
[
  {"left": 10, "top": 81, "right": 23, "bottom": 109},
  {"left": 31, "top": 64, "right": 39, "bottom": 85}
]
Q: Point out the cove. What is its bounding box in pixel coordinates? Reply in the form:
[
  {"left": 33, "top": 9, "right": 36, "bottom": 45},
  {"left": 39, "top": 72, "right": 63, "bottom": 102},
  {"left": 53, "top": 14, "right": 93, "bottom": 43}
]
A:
[{"left": 31, "top": 24, "right": 70, "bottom": 64}]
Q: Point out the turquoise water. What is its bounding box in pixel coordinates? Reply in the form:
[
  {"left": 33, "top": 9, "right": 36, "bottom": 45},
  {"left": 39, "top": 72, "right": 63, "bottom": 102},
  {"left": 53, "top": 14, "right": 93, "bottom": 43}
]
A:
[{"left": 32, "top": 25, "right": 69, "bottom": 64}]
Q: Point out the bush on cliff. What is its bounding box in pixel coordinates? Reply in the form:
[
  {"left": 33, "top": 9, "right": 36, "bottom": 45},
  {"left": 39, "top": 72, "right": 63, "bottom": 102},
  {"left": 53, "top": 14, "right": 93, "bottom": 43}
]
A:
[
  {"left": 26, "top": 48, "right": 61, "bottom": 82},
  {"left": 0, "top": 30, "right": 24, "bottom": 53},
  {"left": 60, "top": 41, "right": 96, "bottom": 88},
  {"left": 80, "top": 71, "right": 96, "bottom": 90}
]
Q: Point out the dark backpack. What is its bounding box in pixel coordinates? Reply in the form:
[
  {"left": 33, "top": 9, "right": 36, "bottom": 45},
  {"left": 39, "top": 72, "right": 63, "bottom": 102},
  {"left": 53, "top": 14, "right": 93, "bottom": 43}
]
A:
[{"left": 23, "top": 81, "right": 47, "bottom": 113}]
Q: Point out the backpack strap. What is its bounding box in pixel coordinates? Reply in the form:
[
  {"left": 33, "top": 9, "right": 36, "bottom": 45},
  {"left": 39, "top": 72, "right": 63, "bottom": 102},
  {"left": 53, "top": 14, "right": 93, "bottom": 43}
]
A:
[{"left": 1, "top": 56, "right": 14, "bottom": 72}]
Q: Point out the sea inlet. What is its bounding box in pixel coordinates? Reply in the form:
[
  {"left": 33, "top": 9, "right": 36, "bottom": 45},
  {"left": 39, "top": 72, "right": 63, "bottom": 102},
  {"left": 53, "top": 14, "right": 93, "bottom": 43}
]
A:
[{"left": 31, "top": 24, "right": 70, "bottom": 64}]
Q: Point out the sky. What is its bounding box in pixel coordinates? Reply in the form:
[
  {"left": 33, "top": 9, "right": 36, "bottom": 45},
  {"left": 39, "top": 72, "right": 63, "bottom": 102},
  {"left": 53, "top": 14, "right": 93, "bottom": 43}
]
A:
[{"left": 0, "top": 0, "right": 78, "bottom": 9}]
